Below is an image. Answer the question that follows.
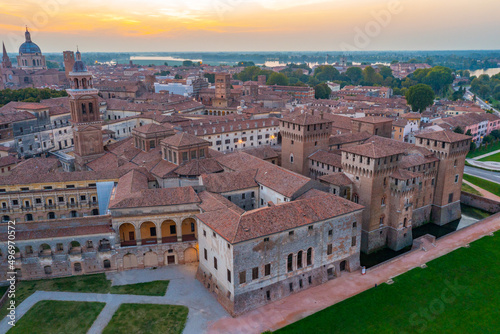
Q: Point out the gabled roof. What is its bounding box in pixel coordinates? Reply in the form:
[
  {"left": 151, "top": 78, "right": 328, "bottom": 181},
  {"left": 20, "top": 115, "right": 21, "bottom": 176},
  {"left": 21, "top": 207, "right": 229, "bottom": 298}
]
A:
[
  {"left": 342, "top": 136, "right": 410, "bottom": 158},
  {"left": 161, "top": 132, "right": 209, "bottom": 147},
  {"left": 415, "top": 130, "right": 470, "bottom": 143},
  {"left": 197, "top": 190, "right": 363, "bottom": 244}
]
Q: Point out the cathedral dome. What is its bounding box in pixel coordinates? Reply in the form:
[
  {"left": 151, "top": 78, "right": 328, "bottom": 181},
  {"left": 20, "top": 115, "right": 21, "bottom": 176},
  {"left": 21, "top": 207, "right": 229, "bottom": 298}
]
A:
[
  {"left": 18, "top": 28, "right": 41, "bottom": 55},
  {"left": 72, "top": 50, "right": 87, "bottom": 73},
  {"left": 19, "top": 41, "right": 41, "bottom": 55}
]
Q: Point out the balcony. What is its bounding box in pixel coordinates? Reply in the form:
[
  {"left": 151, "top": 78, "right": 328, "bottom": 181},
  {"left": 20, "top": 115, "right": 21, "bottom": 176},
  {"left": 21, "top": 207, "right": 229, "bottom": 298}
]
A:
[
  {"left": 21, "top": 206, "right": 33, "bottom": 212},
  {"left": 142, "top": 238, "right": 158, "bottom": 245},
  {"left": 162, "top": 236, "right": 178, "bottom": 244},
  {"left": 44, "top": 204, "right": 56, "bottom": 209},
  {"left": 120, "top": 240, "right": 137, "bottom": 247},
  {"left": 182, "top": 234, "right": 197, "bottom": 242}
]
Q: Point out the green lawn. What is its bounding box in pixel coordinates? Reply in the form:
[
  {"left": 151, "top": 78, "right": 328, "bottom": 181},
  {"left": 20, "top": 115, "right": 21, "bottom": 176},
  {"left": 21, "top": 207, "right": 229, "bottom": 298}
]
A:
[
  {"left": 461, "top": 182, "right": 483, "bottom": 196},
  {"left": 8, "top": 300, "right": 105, "bottom": 334},
  {"left": 468, "top": 141, "right": 500, "bottom": 159},
  {"left": 276, "top": 232, "right": 500, "bottom": 334},
  {"left": 103, "top": 303, "right": 188, "bottom": 334},
  {"left": 478, "top": 151, "right": 500, "bottom": 162},
  {"left": 463, "top": 174, "right": 500, "bottom": 196},
  {"left": 0, "top": 274, "right": 169, "bottom": 320}
]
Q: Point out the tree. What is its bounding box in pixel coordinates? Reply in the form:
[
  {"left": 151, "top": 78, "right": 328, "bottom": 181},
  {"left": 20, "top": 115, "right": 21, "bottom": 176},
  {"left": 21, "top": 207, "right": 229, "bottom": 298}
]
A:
[
  {"left": 490, "top": 129, "right": 500, "bottom": 140},
  {"left": 267, "top": 72, "right": 289, "bottom": 86},
  {"left": 483, "top": 135, "right": 494, "bottom": 145},
  {"left": 379, "top": 66, "right": 393, "bottom": 79},
  {"left": 182, "top": 60, "right": 193, "bottom": 67},
  {"left": 405, "top": 84, "right": 435, "bottom": 113},
  {"left": 362, "top": 66, "right": 383, "bottom": 85},
  {"left": 345, "top": 67, "right": 363, "bottom": 85},
  {"left": 453, "top": 126, "right": 464, "bottom": 134},
  {"left": 314, "top": 83, "right": 332, "bottom": 99},
  {"left": 313, "top": 65, "right": 340, "bottom": 82},
  {"left": 174, "top": 74, "right": 182, "bottom": 79},
  {"left": 237, "top": 61, "right": 255, "bottom": 67},
  {"left": 204, "top": 73, "right": 215, "bottom": 83}
]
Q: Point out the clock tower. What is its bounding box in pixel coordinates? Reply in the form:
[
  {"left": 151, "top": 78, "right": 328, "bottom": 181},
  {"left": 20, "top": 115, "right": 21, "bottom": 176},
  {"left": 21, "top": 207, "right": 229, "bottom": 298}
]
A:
[{"left": 67, "top": 49, "right": 104, "bottom": 170}]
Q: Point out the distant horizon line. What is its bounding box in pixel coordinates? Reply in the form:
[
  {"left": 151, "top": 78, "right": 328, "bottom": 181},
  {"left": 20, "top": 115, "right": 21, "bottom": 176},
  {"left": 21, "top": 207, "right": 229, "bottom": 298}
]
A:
[{"left": 3, "top": 49, "right": 500, "bottom": 54}]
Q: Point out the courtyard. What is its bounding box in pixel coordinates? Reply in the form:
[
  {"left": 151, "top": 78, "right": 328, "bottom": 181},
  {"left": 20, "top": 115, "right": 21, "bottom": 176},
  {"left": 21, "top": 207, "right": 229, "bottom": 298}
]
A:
[{"left": 0, "top": 264, "right": 228, "bottom": 334}]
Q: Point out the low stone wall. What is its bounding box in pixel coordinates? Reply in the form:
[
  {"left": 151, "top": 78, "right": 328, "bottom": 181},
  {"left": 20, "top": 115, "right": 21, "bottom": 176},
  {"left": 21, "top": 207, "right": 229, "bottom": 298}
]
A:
[{"left": 461, "top": 191, "right": 500, "bottom": 213}]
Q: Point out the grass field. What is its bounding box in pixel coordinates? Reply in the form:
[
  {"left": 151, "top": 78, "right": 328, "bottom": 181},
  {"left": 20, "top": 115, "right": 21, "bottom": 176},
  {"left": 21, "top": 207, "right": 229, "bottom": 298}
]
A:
[
  {"left": 276, "top": 232, "right": 500, "bottom": 334},
  {"left": 103, "top": 303, "right": 189, "bottom": 334},
  {"left": 0, "top": 274, "right": 169, "bottom": 320},
  {"left": 467, "top": 141, "right": 500, "bottom": 159},
  {"left": 463, "top": 174, "right": 500, "bottom": 196},
  {"left": 478, "top": 151, "right": 500, "bottom": 162},
  {"left": 461, "top": 182, "right": 483, "bottom": 196},
  {"left": 8, "top": 301, "right": 105, "bottom": 334}
]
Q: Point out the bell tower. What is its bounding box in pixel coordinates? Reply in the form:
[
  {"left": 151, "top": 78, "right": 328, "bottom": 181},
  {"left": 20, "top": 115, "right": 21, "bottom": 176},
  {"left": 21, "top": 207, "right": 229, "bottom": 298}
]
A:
[
  {"left": 67, "top": 49, "right": 104, "bottom": 170},
  {"left": 2, "top": 42, "right": 12, "bottom": 69}
]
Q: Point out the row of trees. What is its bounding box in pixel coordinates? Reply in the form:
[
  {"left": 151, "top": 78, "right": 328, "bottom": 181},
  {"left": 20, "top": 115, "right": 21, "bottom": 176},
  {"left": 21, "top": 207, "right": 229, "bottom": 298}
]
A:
[
  {"left": 470, "top": 73, "right": 500, "bottom": 102},
  {"left": 0, "top": 88, "right": 68, "bottom": 107}
]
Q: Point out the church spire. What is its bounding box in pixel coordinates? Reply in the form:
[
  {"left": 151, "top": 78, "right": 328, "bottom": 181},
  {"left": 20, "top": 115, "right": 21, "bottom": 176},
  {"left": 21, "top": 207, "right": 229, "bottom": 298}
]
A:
[
  {"left": 2, "top": 42, "right": 12, "bottom": 68},
  {"left": 25, "top": 26, "right": 31, "bottom": 42}
]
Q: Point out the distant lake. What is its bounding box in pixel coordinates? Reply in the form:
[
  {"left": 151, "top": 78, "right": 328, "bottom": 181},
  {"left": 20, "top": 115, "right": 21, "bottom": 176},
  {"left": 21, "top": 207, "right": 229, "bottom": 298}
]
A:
[{"left": 470, "top": 68, "right": 500, "bottom": 77}]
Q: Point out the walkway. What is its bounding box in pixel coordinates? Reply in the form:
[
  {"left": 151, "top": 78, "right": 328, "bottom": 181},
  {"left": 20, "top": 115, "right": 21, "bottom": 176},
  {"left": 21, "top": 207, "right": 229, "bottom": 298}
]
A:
[
  {"left": 464, "top": 165, "right": 500, "bottom": 183},
  {"left": 207, "top": 212, "right": 500, "bottom": 334},
  {"left": 463, "top": 180, "right": 500, "bottom": 201},
  {"left": 470, "top": 148, "right": 500, "bottom": 161},
  {"left": 0, "top": 264, "right": 228, "bottom": 334}
]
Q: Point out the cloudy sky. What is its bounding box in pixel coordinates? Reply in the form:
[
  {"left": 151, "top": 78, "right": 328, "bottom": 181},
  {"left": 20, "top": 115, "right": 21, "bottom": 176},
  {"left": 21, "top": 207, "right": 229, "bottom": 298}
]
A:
[{"left": 1, "top": 0, "right": 499, "bottom": 52}]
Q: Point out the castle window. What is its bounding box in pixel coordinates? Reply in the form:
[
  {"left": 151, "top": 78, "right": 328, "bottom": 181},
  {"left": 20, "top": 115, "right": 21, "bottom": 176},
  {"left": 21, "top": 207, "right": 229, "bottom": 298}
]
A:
[
  {"left": 448, "top": 193, "right": 454, "bottom": 203},
  {"left": 455, "top": 175, "right": 459, "bottom": 183},
  {"left": 239, "top": 271, "right": 246, "bottom": 284},
  {"left": 306, "top": 248, "right": 313, "bottom": 266},
  {"left": 89, "top": 103, "right": 93, "bottom": 113},
  {"left": 213, "top": 257, "right": 218, "bottom": 270},
  {"left": 290, "top": 154, "right": 294, "bottom": 163},
  {"left": 351, "top": 236, "right": 357, "bottom": 247},
  {"left": 287, "top": 254, "right": 293, "bottom": 272},
  {"left": 327, "top": 244, "right": 333, "bottom": 255},
  {"left": 297, "top": 250, "right": 303, "bottom": 269},
  {"left": 227, "top": 269, "right": 231, "bottom": 283},
  {"left": 442, "top": 142, "right": 445, "bottom": 149},
  {"left": 204, "top": 248, "right": 207, "bottom": 260},
  {"left": 252, "top": 267, "right": 259, "bottom": 280},
  {"left": 265, "top": 264, "right": 271, "bottom": 276}
]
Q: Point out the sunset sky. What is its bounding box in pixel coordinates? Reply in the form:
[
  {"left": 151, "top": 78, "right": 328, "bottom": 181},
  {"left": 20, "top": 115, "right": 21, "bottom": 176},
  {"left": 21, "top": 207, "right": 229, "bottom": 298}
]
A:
[{"left": 1, "top": 0, "right": 499, "bottom": 52}]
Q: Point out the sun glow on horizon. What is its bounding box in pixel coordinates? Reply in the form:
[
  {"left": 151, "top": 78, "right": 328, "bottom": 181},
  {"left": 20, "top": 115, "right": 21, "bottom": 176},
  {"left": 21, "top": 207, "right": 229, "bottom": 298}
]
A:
[{"left": 0, "top": 0, "right": 498, "bottom": 52}]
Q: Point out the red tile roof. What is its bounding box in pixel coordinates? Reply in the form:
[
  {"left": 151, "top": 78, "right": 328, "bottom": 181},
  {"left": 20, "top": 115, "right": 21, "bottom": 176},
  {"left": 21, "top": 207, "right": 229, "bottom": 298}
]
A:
[{"left": 197, "top": 190, "right": 363, "bottom": 243}]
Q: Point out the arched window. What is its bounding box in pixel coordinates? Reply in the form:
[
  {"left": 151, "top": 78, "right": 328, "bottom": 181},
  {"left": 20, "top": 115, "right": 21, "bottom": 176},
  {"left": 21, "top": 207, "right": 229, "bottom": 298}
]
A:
[
  {"left": 91, "top": 208, "right": 99, "bottom": 215},
  {"left": 2, "top": 215, "right": 10, "bottom": 223},
  {"left": 403, "top": 218, "right": 407, "bottom": 227},
  {"left": 297, "top": 250, "right": 303, "bottom": 269},
  {"left": 74, "top": 262, "right": 82, "bottom": 272},
  {"left": 103, "top": 259, "right": 111, "bottom": 268},
  {"left": 70, "top": 211, "right": 78, "bottom": 218},
  {"left": 25, "top": 214, "right": 33, "bottom": 221},
  {"left": 89, "top": 103, "right": 93, "bottom": 114},
  {"left": 44, "top": 266, "right": 52, "bottom": 275},
  {"left": 47, "top": 212, "right": 56, "bottom": 219},
  {"left": 353, "top": 194, "right": 359, "bottom": 204},
  {"left": 381, "top": 197, "right": 385, "bottom": 206},
  {"left": 306, "top": 248, "right": 313, "bottom": 266},
  {"left": 287, "top": 254, "right": 293, "bottom": 272}
]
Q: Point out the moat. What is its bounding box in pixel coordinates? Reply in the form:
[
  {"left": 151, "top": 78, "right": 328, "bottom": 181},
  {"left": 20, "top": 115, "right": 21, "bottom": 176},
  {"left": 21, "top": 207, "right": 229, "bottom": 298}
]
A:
[{"left": 361, "top": 204, "right": 491, "bottom": 268}]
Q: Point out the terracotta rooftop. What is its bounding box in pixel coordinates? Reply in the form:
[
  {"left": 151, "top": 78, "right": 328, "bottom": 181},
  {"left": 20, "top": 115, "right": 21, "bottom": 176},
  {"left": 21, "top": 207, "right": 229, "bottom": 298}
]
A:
[
  {"left": 415, "top": 130, "right": 471, "bottom": 143},
  {"left": 352, "top": 116, "right": 392, "bottom": 124},
  {"left": 197, "top": 190, "right": 363, "bottom": 244},
  {"left": 329, "top": 132, "right": 372, "bottom": 146},
  {"left": 282, "top": 111, "right": 331, "bottom": 126},
  {"left": 201, "top": 169, "right": 258, "bottom": 193},
  {"left": 109, "top": 186, "right": 200, "bottom": 209},
  {"left": 341, "top": 136, "right": 410, "bottom": 158},
  {"left": 319, "top": 173, "right": 353, "bottom": 186},
  {"left": 309, "top": 150, "right": 342, "bottom": 168},
  {"left": 161, "top": 132, "right": 209, "bottom": 147}
]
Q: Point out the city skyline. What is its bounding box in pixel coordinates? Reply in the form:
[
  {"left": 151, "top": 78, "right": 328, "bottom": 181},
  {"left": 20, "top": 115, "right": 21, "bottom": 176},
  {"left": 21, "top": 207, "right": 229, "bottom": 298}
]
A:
[{"left": 1, "top": 0, "right": 499, "bottom": 52}]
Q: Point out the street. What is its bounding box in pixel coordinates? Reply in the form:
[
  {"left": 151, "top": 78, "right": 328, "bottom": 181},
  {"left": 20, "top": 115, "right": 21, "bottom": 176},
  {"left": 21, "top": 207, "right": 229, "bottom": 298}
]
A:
[{"left": 464, "top": 165, "right": 500, "bottom": 184}]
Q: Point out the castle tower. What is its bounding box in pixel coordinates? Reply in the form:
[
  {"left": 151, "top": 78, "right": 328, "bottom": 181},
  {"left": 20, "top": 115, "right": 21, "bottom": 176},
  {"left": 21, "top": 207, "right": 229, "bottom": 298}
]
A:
[
  {"left": 63, "top": 51, "right": 75, "bottom": 79},
  {"left": 280, "top": 110, "right": 332, "bottom": 175},
  {"left": 212, "top": 73, "right": 231, "bottom": 108},
  {"left": 16, "top": 27, "right": 46, "bottom": 70},
  {"left": 2, "top": 42, "right": 12, "bottom": 69},
  {"left": 415, "top": 131, "right": 471, "bottom": 225},
  {"left": 67, "top": 49, "right": 104, "bottom": 170}
]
